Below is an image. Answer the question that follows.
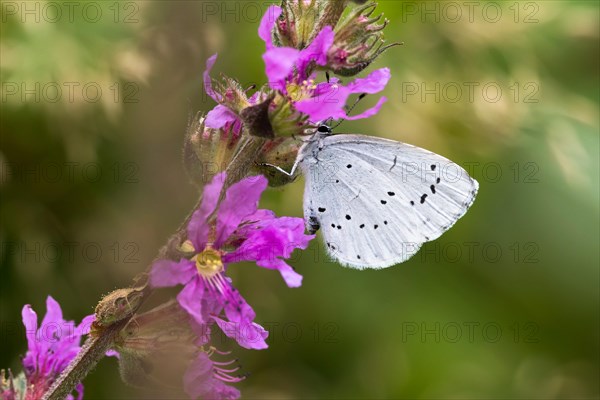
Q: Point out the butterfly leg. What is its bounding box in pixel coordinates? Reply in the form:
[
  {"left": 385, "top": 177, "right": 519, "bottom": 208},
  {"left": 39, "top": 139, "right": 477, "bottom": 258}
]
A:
[
  {"left": 258, "top": 153, "right": 303, "bottom": 177},
  {"left": 258, "top": 162, "right": 296, "bottom": 177}
]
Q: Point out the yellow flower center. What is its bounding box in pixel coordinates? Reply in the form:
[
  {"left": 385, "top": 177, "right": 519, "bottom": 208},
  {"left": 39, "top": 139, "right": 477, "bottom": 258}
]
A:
[
  {"left": 286, "top": 79, "right": 317, "bottom": 102},
  {"left": 194, "top": 248, "right": 224, "bottom": 278}
]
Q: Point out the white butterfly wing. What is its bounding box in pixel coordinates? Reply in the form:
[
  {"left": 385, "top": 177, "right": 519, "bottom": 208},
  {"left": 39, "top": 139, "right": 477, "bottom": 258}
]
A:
[{"left": 300, "top": 134, "right": 478, "bottom": 269}]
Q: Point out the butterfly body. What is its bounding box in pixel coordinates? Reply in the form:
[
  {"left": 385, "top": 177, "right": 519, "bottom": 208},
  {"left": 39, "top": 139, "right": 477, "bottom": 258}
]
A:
[{"left": 296, "top": 126, "right": 478, "bottom": 269}]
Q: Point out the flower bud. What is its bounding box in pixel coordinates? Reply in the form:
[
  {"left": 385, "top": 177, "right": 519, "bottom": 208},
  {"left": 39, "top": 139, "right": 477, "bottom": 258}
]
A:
[
  {"left": 276, "top": 0, "right": 348, "bottom": 49},
  {"left": 183, "top": 114, "right": 242, "bottom": 188},
  {"left": 91, "top": 284, "right": 147, "bottom": 336},
  {"left": 327, "top": 2, "right": 400, "bottom": 76},
  {"left": 205, "top": 74, "right": 252, "bottom": 115}
]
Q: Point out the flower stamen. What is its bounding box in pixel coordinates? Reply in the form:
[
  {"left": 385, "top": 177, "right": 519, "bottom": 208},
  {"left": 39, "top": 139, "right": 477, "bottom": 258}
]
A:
[{"left": 195, "top": 248, "right": 224, "bottom": 279}]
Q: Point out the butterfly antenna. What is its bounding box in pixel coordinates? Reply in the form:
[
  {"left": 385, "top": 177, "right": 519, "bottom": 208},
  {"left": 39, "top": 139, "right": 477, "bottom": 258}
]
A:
[
  {"left": 348, "top": 93, "right": 368, "bottom": 114},
  {"left": 331, "top": 93, "right": 367, "bottom": 130},
  {"left": 325, "top": 117, "right": 334, "bottom": 126}
]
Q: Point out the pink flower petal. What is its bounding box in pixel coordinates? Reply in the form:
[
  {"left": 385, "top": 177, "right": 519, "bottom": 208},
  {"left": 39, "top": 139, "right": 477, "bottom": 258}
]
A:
[
  {"left": 297, "top": 26, "right": 335, "bottom": 78},
  {"left": 205, "top": 105, "right": 239, "bottom": 129},
  {"left": 295, "top": 84, "right": 351, "bottom": 122},
  {"left": 176, "top": 278, "right": 208, "bottom": 326},
  {"left": 76, "top": 314, "right": 96, "bottom": 336},
  {"left": 21, "top": 304, "right": 38, "bottom": 354},
  {"left": 20, "top": 297, "right": 92, "bottom": 395},
  {"left": 188, "top": 172, "right": 227, "bottom": 250},
  {"left": 223, "top": 215, "right": 313, "bottom": 287},
  {"left": 74, "top": 383, "right": 85, "bottom": 400},
  {"left": 263, "top": 25, "right": 334, "bottom": 88},
  {"left": 41, "top": 295, "right": 63, "bottom": 328},
  {"left": 244, "top": 208, "right": 276, "bottom": 222},
  {"left": 213, "top": 317, "right": 268, "bottom": 350},
  {"left": 296, "top": 68, "right": 391, "bottom": 122},
  {"left": 203, "top": 54, "right": 220, "bottom": 102},
  {"left": 105, "top": 349, "right": 120, "bottom": 358},
  {"left": 347, "top": 68, "right": 391, "bottom": 94},
  {"left": 214, "top": 175, "right": 268, "bottom": 247},
  {"left": 222, "top": 285, "right": 257, "bottom": 324},
  {"left": 257, "top": 257, "right": 303, "bottom": 288},
  {"left": 264, "top": 47, "right": 300, "bottom": 88},
  {"left": 258, "top": 5, "right": 282, "bottom": 49},
  {"left": 303, "top": 26, "right": 334, "bottom": 66},
  {"left": 149, "top": 259, "right": 196, "bottom": 288}
]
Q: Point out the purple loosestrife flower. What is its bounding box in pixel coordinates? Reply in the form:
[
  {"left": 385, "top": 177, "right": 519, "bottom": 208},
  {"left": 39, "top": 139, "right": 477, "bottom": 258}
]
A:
[
  {"left": 260, "top": 5, "right": 391, "bottom": 123},
  {"left": 20, "top": 296, "right": 94, "bottom": 400},
  {"left": 203, "top": 55, "right": 268, "bottom": 133},
  {"left": 150, "top": 172, "right": 313, "bottom": 350}
]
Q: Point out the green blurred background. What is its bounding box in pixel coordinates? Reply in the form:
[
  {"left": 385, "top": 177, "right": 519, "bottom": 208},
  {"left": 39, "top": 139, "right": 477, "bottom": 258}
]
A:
[{"left": 1, "top": 0, "right": 598, "bottom": 398}]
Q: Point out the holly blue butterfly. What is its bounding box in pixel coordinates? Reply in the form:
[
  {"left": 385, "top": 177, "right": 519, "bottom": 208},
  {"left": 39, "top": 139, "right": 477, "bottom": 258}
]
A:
[{"left": 271, "top": 124, "right": 479, "bottom": 269}]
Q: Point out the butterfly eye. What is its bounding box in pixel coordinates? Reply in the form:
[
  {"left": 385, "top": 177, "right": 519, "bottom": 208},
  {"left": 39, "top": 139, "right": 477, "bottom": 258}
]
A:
[{"left": 317, "top": 125, "right": 331, "bottom": 134}]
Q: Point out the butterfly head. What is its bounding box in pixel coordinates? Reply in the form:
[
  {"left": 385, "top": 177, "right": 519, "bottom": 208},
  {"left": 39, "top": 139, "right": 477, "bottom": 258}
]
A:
[{"left": 316, "top": 124, "right": 333, "bottom": 137}]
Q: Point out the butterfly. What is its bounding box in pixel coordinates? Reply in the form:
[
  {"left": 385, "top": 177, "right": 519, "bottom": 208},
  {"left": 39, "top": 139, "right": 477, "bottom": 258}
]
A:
[{"left": 269, "top": 124, "right": 479, "bottom": 269}]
